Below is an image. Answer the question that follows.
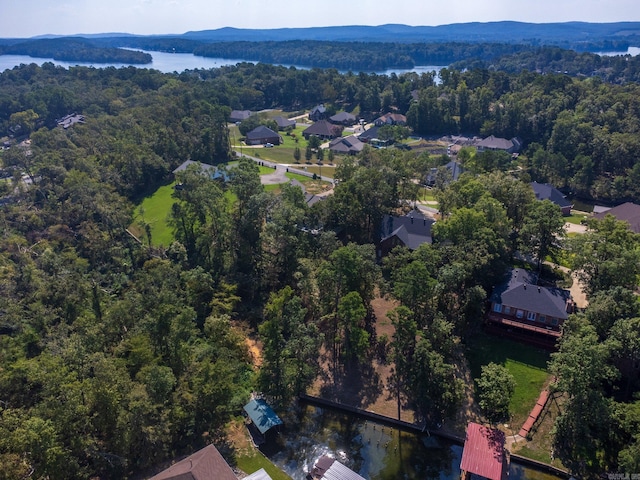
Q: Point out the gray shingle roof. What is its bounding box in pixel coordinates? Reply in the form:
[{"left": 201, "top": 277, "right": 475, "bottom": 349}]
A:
[
  {"left": 593, "top": 202, "right": 640, "bottom": 233},
  {"left": 490, "top": 269, "right": 571, "bottom": 319},
  {"left": 380, "top": 212, "right": 434, "bottom": 250},
  {"left": 246, "top": 125, "right": 279, "bottom": 141},
  {"left": 530, "top": 182, "right": 573, "bottom": 209}
]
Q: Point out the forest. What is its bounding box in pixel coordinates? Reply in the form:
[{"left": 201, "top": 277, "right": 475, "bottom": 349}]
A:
[{"left": 0, "top": 60, "right": 639, "bottom": 479}]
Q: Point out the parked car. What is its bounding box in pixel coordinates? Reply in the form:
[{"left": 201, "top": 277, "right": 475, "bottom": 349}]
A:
[{"left": 264, "top": 143, "right": 274, "bottom": 148}]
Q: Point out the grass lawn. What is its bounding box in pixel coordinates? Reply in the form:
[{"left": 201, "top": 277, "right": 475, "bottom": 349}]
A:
[
  {"left": 564, "top": 210, "right": 589, "bottom": 225},
  {"left": 465, "top": 331, "right": 551, "bottom": 427},
  {"left": 129, "top": 181, "right": 177, "bottom": 247}
]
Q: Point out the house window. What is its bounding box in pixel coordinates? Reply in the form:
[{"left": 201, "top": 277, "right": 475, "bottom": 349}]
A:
[
  {"left": 539, "top": 315, "right": 546, "bottom": 323},
  {"left": 493, "top": 303, "right": 502, "bottom": 313},
  {"left": 516, "top": 310, "right": 524, "bottom": 319},
  {"left": 527, "top": 311, "right": 536, "bottom": 321},
  {"left": 551, "top": 318, "right": 558, "bottom": 326},
  {"left": 504, "top": 306, "right": 511, "bottom": 315}
]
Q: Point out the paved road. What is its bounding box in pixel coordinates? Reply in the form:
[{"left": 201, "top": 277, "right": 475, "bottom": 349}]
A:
[{"left": 233, "top": 149, "right": 335, "bottom": 184}]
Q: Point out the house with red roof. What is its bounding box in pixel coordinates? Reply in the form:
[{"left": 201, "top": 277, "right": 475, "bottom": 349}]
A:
[{"left": 460, "top": 422, "right": 509, "bottom": 480}]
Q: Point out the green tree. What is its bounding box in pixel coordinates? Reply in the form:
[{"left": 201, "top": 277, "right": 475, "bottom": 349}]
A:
[
  {"left": 475, "top": 362, "right": 516, "bottom": 424},
  {"left": 519, "top": 199, "right": 566, "bottom": 269}
]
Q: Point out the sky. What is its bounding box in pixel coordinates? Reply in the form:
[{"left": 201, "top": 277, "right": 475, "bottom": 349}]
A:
[{"left": 1, "top": 0, "right": 639, "bottom": 38}]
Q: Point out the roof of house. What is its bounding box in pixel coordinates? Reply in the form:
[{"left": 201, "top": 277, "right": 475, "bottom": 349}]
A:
[
  {"left": 310, "top": 104, "right": 326, "bottom": 115},
  {"left": 172, "top": 160, "right": 230, "bottom": 181},
  {"left": 426, "top": 161, "right": 464, "bottom": 184},
  {"left": 273, "top": 116, "right": 296, "bottom": 128},
  {"left": 303, "top": 120, "right": 342, "bottom": 138},
  {"left": 148, "top": 444, "right": 237, "bottom": 480},
  {"left": 490, "top": 269, "right": 572, "bottom": 319},
  {"left": 312, "top": 456, "right": 366, "bottom": 480},
  {"left": 460, "top": 423, "right": 506, "bottom": 480},
  {"left": 329, "top": 135, "right": 364, "bottom": 154},
  {"left": 477, "top": 135, "right": 514, "bottom": 151},
  {"left": 230, "top": 110, "right": 252, "bottom": 121},
  {"left": 530, "top": 182, "right": 573, "bottom": 209},
  {"left": 57, "top": 113, "right": 85, "bottom": 129},
  {"left": 246, "top": 125, "right": 280, "bottom": 140},
  {"left": 244, "top": 468, "right": 273, "bottom": 480},
  {"left": 329, "top": 111, "right": 356, "bottom": 123},
  {"left": 357, "top": 125, "right": 381, "bottom": 141},
  {"left": 593, "top": 202, "right": 640, "bottom": 233},
  {"left": 375, "top": 113, "right": 407, "bottom": 124},
  {"left": 380, "top": 211, "right": 434, "bottom": 250},
  {"left": 243, "top": 398, "right": 283, "bottom": 435}
]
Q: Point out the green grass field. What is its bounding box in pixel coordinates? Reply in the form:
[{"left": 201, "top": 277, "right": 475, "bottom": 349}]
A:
[
  {"left": 465, "top": 331, "right": 551, "bottom": 427},
  {"left": 235, "top": 451, "right": 291, "bottom": 480},
  {"left": 130, "top": 181, "right": 177, "bottom": 247},
  {"left": 564, "top": 210, "right": 589, "bottom": 225}
]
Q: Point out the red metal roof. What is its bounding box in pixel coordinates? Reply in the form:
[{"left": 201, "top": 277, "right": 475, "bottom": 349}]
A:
[{"left": 460, "top": 423, "right": 506, "bottom": 480}]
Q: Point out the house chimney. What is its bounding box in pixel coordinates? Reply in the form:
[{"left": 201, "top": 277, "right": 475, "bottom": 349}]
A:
[
  {"left": 538, "top": 287, "right": 541, "bottom": 293},
  {"left": 523, "top": 284, "right": 526, "bottom": 290},
  {"left": 423, "top": 218, "right": 426, "bottom": 226}
]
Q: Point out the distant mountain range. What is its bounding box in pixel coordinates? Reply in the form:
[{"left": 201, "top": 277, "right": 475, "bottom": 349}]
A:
[{"left": 4, "top": 21, "right": 640, "bottom": 47}]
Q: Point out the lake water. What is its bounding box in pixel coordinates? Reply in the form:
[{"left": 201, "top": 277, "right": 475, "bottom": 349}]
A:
[
  {"left": 0, "top": 49, "right": 444, "bottom": 77},
  {"left": 266, "top": 403, "right": 563, "bottom": 480},
  {"left": 597, "top": 46, "right": 640, "bottom": 56}
]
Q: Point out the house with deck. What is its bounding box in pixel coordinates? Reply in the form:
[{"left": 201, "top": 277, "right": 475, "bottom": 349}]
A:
[
  {"left": 374, "top": 112, "right": 407, "bottom": 126},
  {"left": 460, "top": 422, "right": 509, "bottom": 480},
  {"left": 487, "top": 269, "right": 574, "bottom": 348}
]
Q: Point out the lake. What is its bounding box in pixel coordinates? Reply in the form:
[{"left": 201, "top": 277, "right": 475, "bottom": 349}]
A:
[
  {"left": 265, "top": 403, "right": 564, "bottom": 480},
  {"left": 0, "top": 49, "right": 445, "bottom": 77}
]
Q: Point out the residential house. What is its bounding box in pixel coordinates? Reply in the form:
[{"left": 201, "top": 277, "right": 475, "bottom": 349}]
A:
[
  {"left": 273, "top": 115, "right": 296, "bottom": 130},
  {"left": 310, "top": 455, "right": 366, "bottom": 480},
  {"left": 593, "top": 202, "right": 640, "bottom": 234},
  {"left": 374, "top": 112, "right": 407, "bottom": 126},
  {"left": 425, "top": 161, "right": 464, "bottom": 187},
  {"left": 378, "top": 210, "right": 434, "bottom": 257},
  {"left": 530, "top": 181, "right": 573, "bottom": 215},
  {"left": 147, "top": 444, "right": 237, "bottom": 480},
  {"left": 488, "top": 269, "right": 574, "bottom": 346},
  {"left": 476, "top": 135, "right": 521, "bottom": 154},
  {"left": 246, "top": 125, "right": 281, "bottom": 146},
  {"left": 302, "top": 120, "right": 343, "bottom": 140},
  {"left": 460, "top": 422, "right": 508, "bottom": 480},
  {"left": 57, "top": 113, "right": 85, "bottom": 129},
  {"left": 357, "top": 125, "right": 380, "bottom": 143},
  {"left": 230, "top": 110, "right": 252, "bottom": 123},
  {"left": 329, "top": 111, "right": 357, "bottom": 126},
  {"left": 172, "top": 160, "right": 230, "bottom": 182},
  {"left": 328, "top": 135, "right": 364, "bottom": 155},
  {"left": 309, "top": 104, "right": 327, "bottom": 121}
]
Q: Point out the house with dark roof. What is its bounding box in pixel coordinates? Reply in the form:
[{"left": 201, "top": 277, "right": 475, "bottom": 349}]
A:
[
  {"left": 273, "top": 116, "right": 296, "bottom": 130},
  {"left": 487, "top": 269, "right": 574, "bottom": 346},
  {"left": 302, "top": 120, "right": 343, "bottom": 140},
  {"left": 328, "top": 135, "right": 364, "bottom": 155},
  {"left": 357, "top": 125, "right": 381, "bottom": 143},
  {"left": 460, "top": 423, "right": 508, "bottom": 480},
  {"left": 593, "top": 202, "right": 640, "bottom": 233},
  {"left": 329, "top": 111, "right": 357, "bottom": 126},
  {"left": 476, "top": 135, "right": 521, "bottom": 154},
  {"left": 374, "top": 112, "right": 407, "bottom": 126},
  {"left": 309, "top": 104, "right": 327, "bottom": 121},
  {"left": 425, "top": 161, "right": 464, "bottom": 187},
  {"left": 147, "top": 444, "right": 237, "bottom": 480},
  {"left": 246, "top": 125, "right": 281, "bottom": 146},
  {"left": 378, "top": 211, "right": 434, "bottom": 257},
  {"left": 530, "top": 181, "right": 573, "bottom": 215},
  {"left": 230, "top": 110, "right": 252, "bottom": 123},
  {"left": 310, "top": 455, "right": 366, "bottom": 480}
]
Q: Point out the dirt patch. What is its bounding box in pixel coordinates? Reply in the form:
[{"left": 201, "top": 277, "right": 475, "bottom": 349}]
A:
[{"left": 245, "top": 337, "right": 263, "bottom": 369}]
